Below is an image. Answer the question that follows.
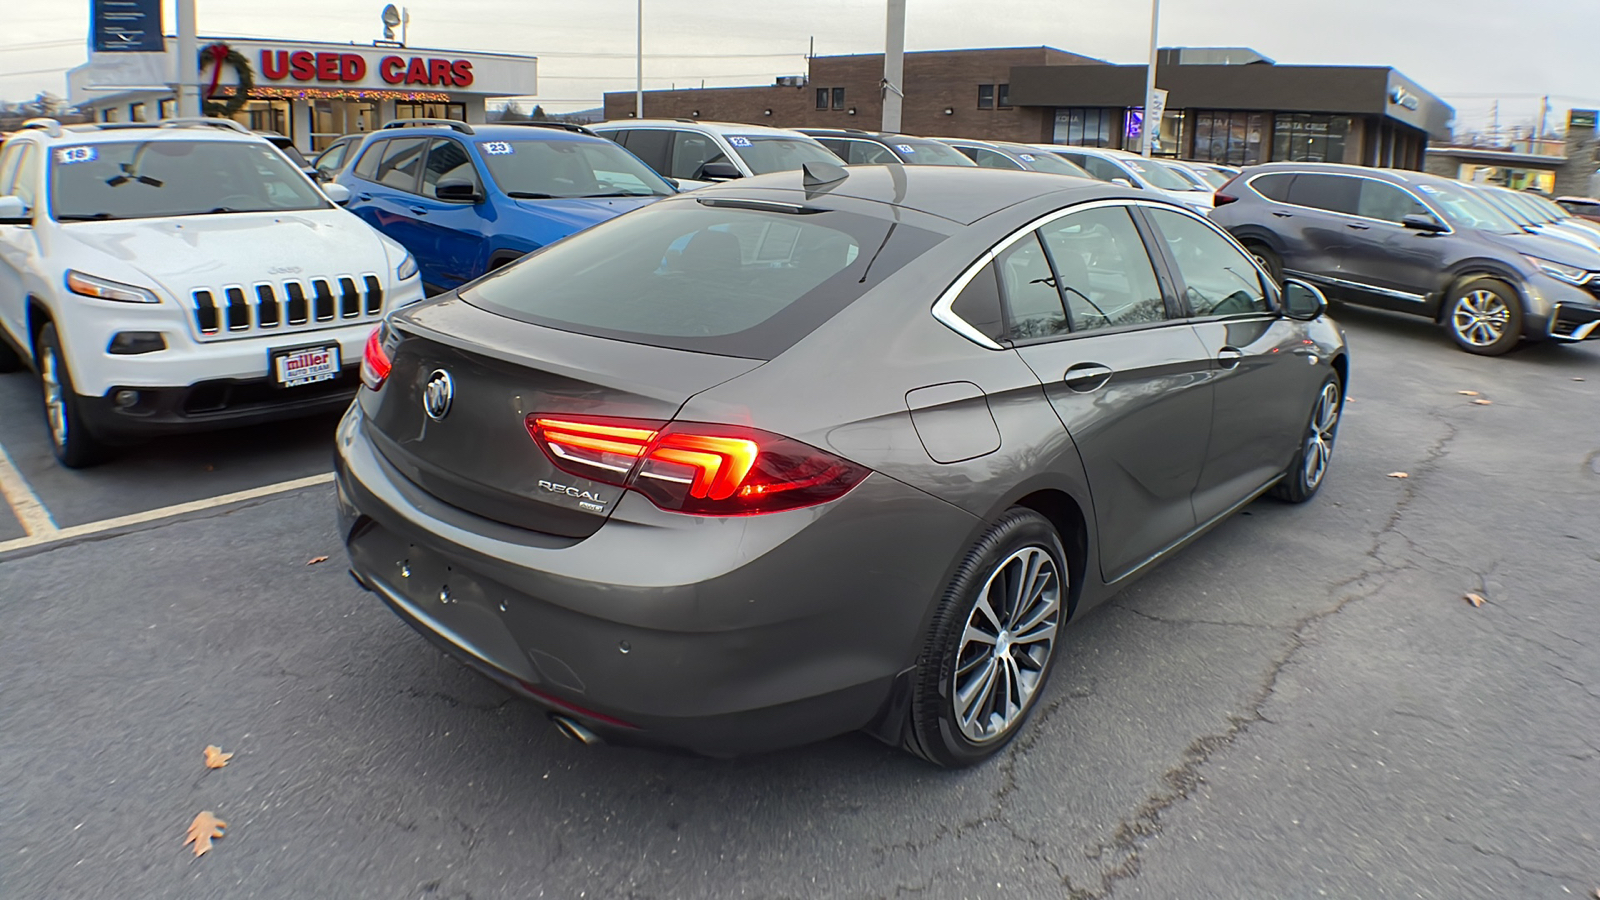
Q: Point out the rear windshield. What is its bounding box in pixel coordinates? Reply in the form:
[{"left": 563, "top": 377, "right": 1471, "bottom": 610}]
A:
[
  {"left": 49, "top": 139, "right": 327, "bottom": 221},
  {"left": 730, "top": 136, "right": 842, "bottom": 175},
  {"left": 475, "top": 138, "right": 674, "bottom": 198},
  {"left": 463, "top": 198, "right": 946, "bottom": 358},
  {"left": 891, "top": 139, "right": 977, "bottom": 166}
]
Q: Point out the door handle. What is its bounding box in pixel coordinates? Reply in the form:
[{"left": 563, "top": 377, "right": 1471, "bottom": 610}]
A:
[
  {"left": 1345, "top": 222, "right": 1370, "bottom": 230},
  {"left": 1217, "top": 347, "right": 1244, "bottom": 369},
  {"left": 1271, "top": 211, "right": 1292, "bottom": 218},
  {"left": 1063, "top": 363, "right": 1113, "bottom": 393},
  {"left": 408, "top": 206, "right": 428, "bottom": 216},
  {"left": 356, "top": 193, "right": 371, "bottom": 201}
]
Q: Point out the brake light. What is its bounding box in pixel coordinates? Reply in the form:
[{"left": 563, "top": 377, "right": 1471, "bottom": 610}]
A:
[
  {"left": 527, "top": 416, "right": 870, "bottom": 516},
  {"left": 1213, "top": 174, "right": 1242, "bottom": 206},
  {"left": 360, "top": 324, "right": 392, "bottom": 391}
]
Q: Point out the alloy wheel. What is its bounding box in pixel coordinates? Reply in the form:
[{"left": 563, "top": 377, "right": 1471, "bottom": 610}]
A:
[
  {"left": 1452, "top": 289, "right": 1510, "bottom": 348},
  {"left": 952, "top": 546, "right": 1061, "bottom": 743},
  {"left": 41, "top": 347, "right": 67, "bottom": 449},
  {"left": 1302, "top": 381, "right": 1341, "bottom": 490}
]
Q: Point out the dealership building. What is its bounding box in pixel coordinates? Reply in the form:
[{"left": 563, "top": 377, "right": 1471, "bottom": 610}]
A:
[
  {"left": 602, "top": 46, "right": 1452, "bottom": 170},
  {"left": 68, "top": 36, "right": 538, "bottom": 153}
]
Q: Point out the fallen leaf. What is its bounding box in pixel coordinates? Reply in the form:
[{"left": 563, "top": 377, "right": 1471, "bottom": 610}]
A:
[
  {"left": 1457, "top": 390, "right": 1479, "bottom": 396},
  {"left": 306, "top": 556, "right": 329, "bottom": 566},
  {"left": 203, "top": 745, "right": 233, "bottom": 769},
  {"left": 183, "top": 811, "right": 226, "bottom": 857},
  {"left": 1472, "top": 398, "right": 1492, "bottom": 406},
  {"left": 1464, "top": 592, "right": 1486, "bottom": 608},
  {"left": 1387, "top": 472, "right": 1409, "bottom": 479},
  {"left": 1575, "top": 377, "right": 1586, "bottom": 382}
]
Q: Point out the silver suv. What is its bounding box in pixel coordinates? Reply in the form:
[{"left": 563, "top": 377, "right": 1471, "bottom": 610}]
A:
[{"left": 590, "top": 120, "right": 841, "bottom": 188}]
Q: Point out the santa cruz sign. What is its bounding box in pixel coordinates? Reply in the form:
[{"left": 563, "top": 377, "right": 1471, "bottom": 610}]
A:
[{"left": 260, "top": 50, "right": 475, "bottom": 87}]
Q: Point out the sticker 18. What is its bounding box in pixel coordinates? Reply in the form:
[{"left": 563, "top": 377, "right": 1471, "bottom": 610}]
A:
[{"left": 56, "top": 146, "right": 97, "bottom": 165}]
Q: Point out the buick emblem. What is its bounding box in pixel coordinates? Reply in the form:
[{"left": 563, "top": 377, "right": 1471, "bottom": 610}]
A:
[{"left": 422, "top": 369, "right": 454, "bottom": 420}]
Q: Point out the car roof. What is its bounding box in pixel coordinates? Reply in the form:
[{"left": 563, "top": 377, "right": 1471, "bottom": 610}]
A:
[
  {"left": 688, "top": 163, "right": 1136, "bottom": 225},
  {"left": 10, "top": 118, "right": 266, "bottom": 145},
  {"left": 798, "top": 128, "right": 935, "bottom": 141},
  {"left": 591, "top": 119, "right": 815, "bottom": 138}
]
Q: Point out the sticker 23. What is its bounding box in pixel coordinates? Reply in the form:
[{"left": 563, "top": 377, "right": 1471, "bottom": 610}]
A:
[{"left": 481, "top": 141, "right": 514, "bottom": 155}]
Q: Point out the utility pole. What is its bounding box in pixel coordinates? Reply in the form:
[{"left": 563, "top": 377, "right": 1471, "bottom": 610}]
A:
[
  {"left": 634, "top": 0, "right": 644, "bottom": 118},
  {"left": 882, "top": 0, "right": 905, "bottom": 133},
  {"left": 1142, "top": 0, "right": 1160, "bottom": 156},
  {"left": 1537, "top": 94, "right": 1549, "bottom": 142},
  {"left": 176, "top": 0, "right": 199, "bottom": 117}
]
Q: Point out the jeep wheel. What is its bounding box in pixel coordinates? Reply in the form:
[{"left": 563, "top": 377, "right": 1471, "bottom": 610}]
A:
[{"left": 37, "top": 323, "right": 107, "bottom": 468}]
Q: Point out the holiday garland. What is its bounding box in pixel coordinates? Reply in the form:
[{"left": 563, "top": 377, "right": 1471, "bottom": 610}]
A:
[{"left": 198, "top": 43, "right": 253, "bottom": 118}]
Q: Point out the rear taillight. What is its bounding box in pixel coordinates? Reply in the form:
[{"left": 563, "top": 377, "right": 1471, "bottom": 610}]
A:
[
  {"left": 1213, "top": 174, "right": 1242, "bottom": 206},
  {"left": 360, "top": 324, "right": 392, "bottom": 391},
  {"left": 527, "top": 416, "right": 870, "bottom": 516}
]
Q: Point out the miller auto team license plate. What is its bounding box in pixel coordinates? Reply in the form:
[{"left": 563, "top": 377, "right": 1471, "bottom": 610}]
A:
[{"left": 271, "top": 344, "right": 341, "bottom": 387}]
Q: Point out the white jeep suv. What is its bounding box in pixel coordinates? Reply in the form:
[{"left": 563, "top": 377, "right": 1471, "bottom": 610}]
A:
[{"left": 0, "top": 118, "right": 424, "bottom": 466}]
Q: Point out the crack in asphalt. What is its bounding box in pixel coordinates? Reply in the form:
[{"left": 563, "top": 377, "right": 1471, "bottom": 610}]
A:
[
  {"left": 1107, "top": 602, "right": 1282, "bottom": 631},
  {"left": 1440, "top": 836, "right": 1585, "bottom": 883}
]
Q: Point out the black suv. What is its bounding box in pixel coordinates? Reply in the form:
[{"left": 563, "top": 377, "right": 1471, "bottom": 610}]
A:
[
  {"left": 797, "top": 129, "right": 976, "bottom": 167},
  {"left": 1210, "top": 163, "right": 1600, "bottom": 354}
]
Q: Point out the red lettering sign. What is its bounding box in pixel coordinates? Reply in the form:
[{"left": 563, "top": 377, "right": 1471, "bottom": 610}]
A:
[
  {"left": 341, "top": 54, "right": 366, "bottom": 81},
  {"left": 315, "top": 52, "right": 340, "bottom": 81},
  {"left": 451, "top": 60, "right": 473, "bottom": 87},
  {"left": 261, "top": 50, "right": 288, "bottom": 80},
  {"left": 288, "top": 50, "right": 315, "bottom": 81},
  {"left": 404, "top": 57, "right": 429, "bottom": 85},
  {"left": 380, "top": 55, "right": 406, "bottom": 84},
  {"left": 257, "top": 49, "right": 472, "bottom": 86}
]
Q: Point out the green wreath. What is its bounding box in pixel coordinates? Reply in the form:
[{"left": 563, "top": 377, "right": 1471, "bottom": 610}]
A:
[{"left": 199, "top": 43, "right": 254, "bottom": 118}]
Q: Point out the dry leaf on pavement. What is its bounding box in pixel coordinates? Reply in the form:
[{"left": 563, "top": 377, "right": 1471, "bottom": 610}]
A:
[
  {"left": 203, "top": 745, "right": 233, "bottom": 769},
  {"left": 1457, "top": 390, "right": 1479, "bottom": 396},
  {"left": 1387, "top": 472, "right": 1409, "bottom": 479},
  {"left": 306, "top": 555, "right": 329, "bottom": 566},
  {"left": 183, "top": 811, "right": 226, "bottom": 857},
  {"left": 1472, "top": 398, "right": 1493, "bottom": 406},
  {"left": 1464, "top": 592, "right": 1486, "bottom": 608}
]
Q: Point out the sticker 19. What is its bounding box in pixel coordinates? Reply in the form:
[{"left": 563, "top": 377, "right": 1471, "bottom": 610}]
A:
[{"left": 56, "top": 146, "right": 97, "bottom": 165}]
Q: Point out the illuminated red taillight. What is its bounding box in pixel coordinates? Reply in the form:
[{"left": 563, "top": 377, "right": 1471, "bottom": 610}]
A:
[
  {"left": 1213, "top": 174, "right": 1242, "bottom": 206},
  {"left": 527, "top": 416, "right": 870, "bottom": 516},
  {"left": 360, "top": 324, "right": 392, "bottom": 391}
]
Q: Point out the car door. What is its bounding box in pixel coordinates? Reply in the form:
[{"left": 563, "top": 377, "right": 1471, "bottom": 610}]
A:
[
  {"left": 1008, "top": 203, "right": 1215, "bottom": 582},
  {"left": 1141, "top": 205, "right": 1318, "bottom": 523},
  {"left": 353, "top": 136, "right": 431, "bottom": 259},
  {"left": 617, "top": 129, "right": 673, "bottom": 180},
  {"left": 668, "top": 131, "right": 729, "bottom": 181},
  {"left": 1339, "top": 178, "right": 1456, "bottom": 310},
  {"left": 1276, "top": 172, "right": 1362, "bottom": 292},
  {"left": 0, "top": 142, "right": 39, "bottom": 352},
  {"left": 408, "top": 137, "right": 490, "bottom": 291}
]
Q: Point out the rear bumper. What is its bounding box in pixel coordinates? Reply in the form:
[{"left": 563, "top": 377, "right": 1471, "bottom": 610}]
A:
[{"left": 333, "top": 406, "right": 979, "bottom": 756}]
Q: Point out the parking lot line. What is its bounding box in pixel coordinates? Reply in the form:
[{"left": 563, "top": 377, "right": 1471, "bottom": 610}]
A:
[
  {"left": 0, "top": 472, "right": 334, "bottom": 555},
  {"left": 0, "top": 442, "right": 58, "bottom": 537}
]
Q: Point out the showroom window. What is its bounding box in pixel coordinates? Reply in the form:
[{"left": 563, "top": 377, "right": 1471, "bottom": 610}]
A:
[
  {"left": 1272, "top": 113, "right": 1353, "bottom": 164},
  {"left": 1191, "top": 111, "right": 1266, "bottom": 166},
  {"left": 396, "top": 102, "right": 466, "bottom": 121},
  {"left": 1052, "top": 108, "right": 1118, "bottom": 148}
]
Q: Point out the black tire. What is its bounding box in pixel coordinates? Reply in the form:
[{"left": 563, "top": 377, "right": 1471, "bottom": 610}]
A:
[
  {"left": 1245, "top": 242, "right": 1283, "bottom": 287},
  {"left": 36, "top": 323, "right": 107, "bottom": 468},
  {"left": 0, "top": 334, "right": 22, "bottom": 373},
  {"left": 905, "top": 508, "right": 1068, "bottom": 767},
  {"left": 1444, "top": 277, "right": 1522, "bottom": 356},
  {"left": 1271, "top": 374, "right": 1341, "bottom": 503}
]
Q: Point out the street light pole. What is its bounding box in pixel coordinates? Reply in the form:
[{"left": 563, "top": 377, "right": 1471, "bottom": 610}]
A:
[
  {"left": 1142, "top": 0, "right": 1160, "bottom": 156},
  {"left": 635, "top": 0, "right": 644, "bottom": 118},
  {"left": 882, "top": 0, "right": 905, "bottom": 133},
  {"left": 176, "top": 0, "right": 200, "bottom": 117}
]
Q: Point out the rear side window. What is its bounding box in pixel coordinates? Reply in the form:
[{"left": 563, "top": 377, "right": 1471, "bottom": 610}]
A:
[
  {"left": 950, "top": 262, "right": 1005, "bottom": 343},
  {"left": 620, "top": 130, "right": 672, "bottom": 173},
  {"left": 996, "top": 232, "right": 1070, "bottom": 341},
  {"left": 1249, "top": 172, "right": 1293, "bottom": 201},
  {"left": 352, "top": 139, "right": 385, "bottom": 180},
  {"left": 971, "top": 148, "right": 1022, "bottom": 170},
  {"left": 1286, "top": 173, "right": 1359, "bottom": 215},
  {"left": 9, "top": 145, "right": 40, "bottom": 214},
  {"left": 375, "top": 138, "right": 427, "bottom": 192},
  {"left": 840, "top": 140, "right": 897, "bottom": 165},
  {"left": 1039, "top": 206, "right": 1168, "bottom": 333},
  {"left": 463, "top": 200, "right": 947, "bottom": 359}
]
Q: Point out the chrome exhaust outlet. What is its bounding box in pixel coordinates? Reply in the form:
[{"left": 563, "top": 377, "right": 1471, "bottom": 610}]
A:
[{"left": 551, "top": 715, "right": 603, "bottom": 746}]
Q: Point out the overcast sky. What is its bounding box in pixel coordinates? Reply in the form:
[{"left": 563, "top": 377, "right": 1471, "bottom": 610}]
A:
[{"left": 4, "top": 0, "right": 1596, "bottom": 133}]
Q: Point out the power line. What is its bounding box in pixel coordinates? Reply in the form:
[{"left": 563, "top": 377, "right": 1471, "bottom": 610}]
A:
[{"left": 0, "top": 39, "right": 82, "bottom": 51}]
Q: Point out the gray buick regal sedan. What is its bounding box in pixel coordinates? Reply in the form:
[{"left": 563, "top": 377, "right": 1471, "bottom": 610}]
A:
[{"left": 335, "top": 161, "right": 1348, "bottom": 766}]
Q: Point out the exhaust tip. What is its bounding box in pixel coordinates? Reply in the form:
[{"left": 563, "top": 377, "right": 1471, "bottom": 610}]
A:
[{"left": 551, "top": 715, "right": 603, "bottom": 746}]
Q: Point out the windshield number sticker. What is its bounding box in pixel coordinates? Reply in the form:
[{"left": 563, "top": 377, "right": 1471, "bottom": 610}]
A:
[
  {"left": 1417, "top": 184, "right": 1439, "bottom": 194},
  {"left": 56, "top": 146, "right": 97, "bottom": 165},
  {"left": 1019, "top": 154, "right": 1035, "bottom": 161},
  {"left": 481, "top": 141, "right": 514, "bottom": 155},
  {"left": 896, "top": 144, "right": 915, "bottom": 153},
  {"left": 728, "top": 136, "right": 752, "bottom": 147}
]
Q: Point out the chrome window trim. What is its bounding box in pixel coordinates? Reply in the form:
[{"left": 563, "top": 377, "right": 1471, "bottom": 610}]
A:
[
  {"left": 931, "top": 197, "right": 1272, "bottom": 349},
  {"left": 1243, "top": 170, "right": 1456, "bottom": 235},
  {"left": 1289, "top": 269, "right": 1428, "bottom": 303}
]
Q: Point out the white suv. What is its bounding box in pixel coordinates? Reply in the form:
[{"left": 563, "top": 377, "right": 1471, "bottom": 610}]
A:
[
  {"left": 589, "top": 120, "right": 841, "bottom": 188},
  {"left": 0, "top": 118, "right": 424, "bottom": 466},
  {"left": 1030, "top": 145, "right": 1215, "bottom": 213}
]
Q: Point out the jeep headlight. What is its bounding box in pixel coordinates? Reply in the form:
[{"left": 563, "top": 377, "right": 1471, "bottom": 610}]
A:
[
  {"left": 396, "top": 251, "right": 418, "bottom": 282},
  {"left": 1524, "top": 255, "right": 1592, "bottom": 285},
  {"left": 65, "top": 270, "right": 160, "bottom": 304}
]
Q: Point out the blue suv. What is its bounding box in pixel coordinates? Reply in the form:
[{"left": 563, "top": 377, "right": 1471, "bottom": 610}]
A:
[{"left": 337, "top": 119, "right": 675, "bottom": 294}]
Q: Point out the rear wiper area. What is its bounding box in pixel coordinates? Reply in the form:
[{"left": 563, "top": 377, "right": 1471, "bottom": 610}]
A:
[{"left": 55, "top": 213, "right": 124, "bottom": 221}]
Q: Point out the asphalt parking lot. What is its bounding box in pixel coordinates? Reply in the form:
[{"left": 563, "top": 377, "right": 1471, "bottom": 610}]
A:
[{"left": 1, "top": 305, "right": 1596, "bottom": 899}]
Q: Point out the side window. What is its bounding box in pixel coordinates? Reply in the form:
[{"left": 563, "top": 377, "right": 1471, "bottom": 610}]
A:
[
  {"left": 669, "top": 131, "right": 725, "bottom": 180},
  {"left": 1249, "top": 172, "right": 1293, "bottom": 202},
  {"left": 10, "top": 146, "right": 40, "bottom": 213},
  {"left": 421, "top": 139, "right": 479, "bottom": 199},
  {"left": 352, "top": 139, "right": 385, "bottom": 181},
  {"left": 1285, "top": 173, "right": 1359, "bottom": 215},
  {"left": 0, "top": 144, "right": 23, "bottom": 196},
  {"left": 949, "top": 262, "right": 1005, "bottom": 343},
  {"left": 846, "top": 141, "right": 897, "bottom": 165},
  {"left": 1145, "top": 208, "right": 1271, "bottom": 318},
  {"left": 973, "top": 148, "right": 1022, "bottom": 170},
  {"left": 953, "top": 146, "right": 980, "bottom": 163},
  {"left": 996, "top": 232, "right": 1069, "bottom": 342},
  {"left": 375, "top": 138, "right": 427, "bottom": 192},
  {"left": 1038, "top": 206, "right": 1168, "bottom": 333},
  {"left": 621, "top": 130, "right": 672, "bottom": 174},
  {"left": 314, "top": 142, "right": 347, "bottom": 176},
  {"left": 1080, "top": 156, "right": 1129, "bottom": 185},
  {"left": 1357, "top": 180, "right": 1428, "bottom": 223}
]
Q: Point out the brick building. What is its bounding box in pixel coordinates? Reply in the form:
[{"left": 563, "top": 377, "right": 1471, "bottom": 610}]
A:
[{"left": 602, "top": 45, "right": 1453, "bottom": 170}]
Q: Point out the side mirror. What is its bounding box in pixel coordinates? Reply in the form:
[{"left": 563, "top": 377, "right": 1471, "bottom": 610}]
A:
[
  {"left": 1401, "top": 213, "right": 1447, "bottom": 233},
  {"left": 1110, "top": 177, "right": 1135, "bottom": 188},
  {"left": 321, "top": 183, "right": 352, "bottom": 205},
  {"left": 0, "top": 195, "right": 29, "bottom": 224},
  {"left": 1281, "top": 277, "right": 1328, "bottom": 321},
  {"left": 697, "top": 161, "right": 743, "bottom": 181},
  {"left": 435, "top": 179, "right": 484, "bottom": 203}
]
